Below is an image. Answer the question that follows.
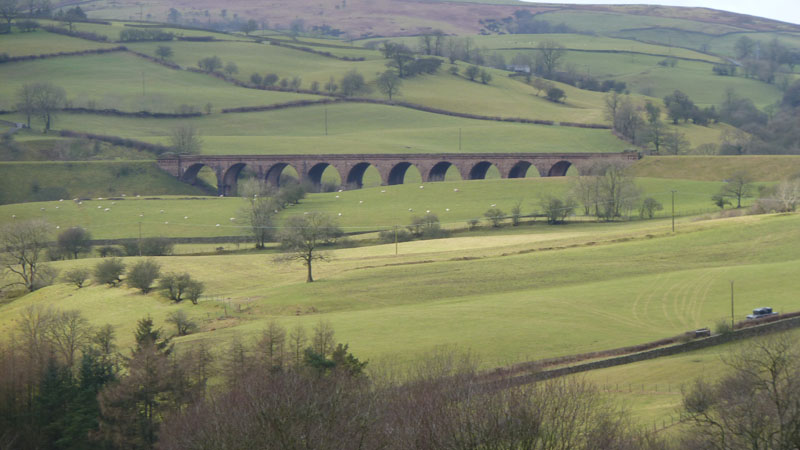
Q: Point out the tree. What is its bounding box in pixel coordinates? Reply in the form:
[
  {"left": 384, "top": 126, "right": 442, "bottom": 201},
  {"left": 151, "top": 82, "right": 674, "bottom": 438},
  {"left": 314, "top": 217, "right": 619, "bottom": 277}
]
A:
[
  {"left": 604, "top": 91, "right": 621, "bottom": 129},
  {"left": 593, "top": 161, "right": 640, "bottom": 221},
  {"left": 0, "top": 0, "right": 21, "bottom": 32},
  {"left": 734, "top": 35, "right": 755, "bottom": 59},
  {"left": 536, "top": 40, "right": 566, "bottom": 78},
  {"left": 241, "top": 193, "right": 277, "bottom": 248},
  {"left": 510, "top": 200, "right": 523, "bottom": 226},
  {"left": 277, "top": 212, "right": 342, "bottom": 282},
  {"left": 31, "top": 82, "right": 65, "bottom": 132},
  {"left": 167, "top": 7, "right": 180, "bottom": 23},
  {"left": 126, "top": 259, "right": 161, "bottom": 294},
  {"left": 484, "top": 208, "right": 505, "bottom": 227},
  {"left": 719, "top": 170, "right": 754, "bottom": 208},
  {"left": 376, "top": 70, "right": 402, "bottom": 101},
  {"left": 170, "top": 125, "right": 202, "bottom": 154},
  {"left": 250, "top": 73, "right": 263, "bottom": 86},
  {"left": 155, "top": 45, "right": 173, "bottom": 60},
  {"left": 532, "top": 77, "right": 552, "bottom": 96},
  {"left": 639, "top": 197, "right": 663, "bottom": 219},
  {"left": 712, "top": 193, "right": 732, "bottom": 209},
  {"left": 240, "top": 19, "right": 257, "bottom": 35},
  {"left": 60, "top": 6, "right": 86, "bottom": 32},
  {"left": 539, "top": 195, "right": 577, "bottom": 224},
  {"left": 663, "top": 90, "right": 694, "bottom": 124},
  {"left": 546, "top": 87, "right": 566, "bottom": 103},
  {"left": 464, "top": 65, "right": 480, "bottom": 81},
  {"left": 197, "top": 55, "right": 222, "bottom": 72},
  {"left": 223, "top": 61, "right": 238, "bottom": 77},
  {"left": 682, "top": 335, "right": 800, "bottom": 450},
  {"left": 56, "top": 226, "right": 92, "bottom": 259},
  {"left": 479, "top": 69, "right": 492, "bottom": 84},
  {"left": 339, "top": 70, "right": 366, "bottom": 96},
  {"left": 662, "top": 129, "right": 689, "bottom": 155},
  {"left": 311, "top": 320, "right": 336, "bottom": 358},
  {"left": 93, "top": 258, "right": 125, "bottom": 287},
  {"left": 159, "top": 272, "right": 192, "bottom": 302},
  {"left": 263, "top": 73, "right": 279, "bottom": 87},
  {"left": 64, "top": 267, "right": 90, "bottom": 288},
  {"left": 166, "top": 310, "right": 196, "bottom": 336},
  {"left": 1, "top": 219, "right": 52, "bottom": 292},
  {"left": 773, "top": 178, "right": 800, "bottom": 212},
  {"left": 46, "top": 309, "right": 92, "bottom": 369},
  {"left": 324, "top": 76, "right": 338, "bottom": 94},
  {"left": 614, "top": 96, "right": 644, "bottom": 143}
]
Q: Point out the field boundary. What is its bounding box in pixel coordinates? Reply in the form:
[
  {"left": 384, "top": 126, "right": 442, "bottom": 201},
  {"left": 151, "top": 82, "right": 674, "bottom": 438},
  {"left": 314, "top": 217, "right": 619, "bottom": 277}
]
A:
[{"left": 486, "top": 313, "right": 800, "bottom": 390}]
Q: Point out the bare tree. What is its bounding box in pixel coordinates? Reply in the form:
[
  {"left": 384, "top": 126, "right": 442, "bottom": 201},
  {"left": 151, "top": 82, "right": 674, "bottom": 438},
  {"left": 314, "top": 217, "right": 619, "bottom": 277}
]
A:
[
  {"left": 46, "top": 309, "right": 92, "bottom": 368},
  {"left": 32, "top": 82, "right": 65, "bottom": 132},
  {"left": 773, "top": 178, "right": 800, "bottom": 212},
  {"left": 536, "top": 39, "right": 566, "bottom": 78},
  {"left": 376, "top": 70, "right": 402, "bottom": 101},
  {"left": 170, "top": 125, "right": 202, "bottom": 154},
  {"left": 56, "top": 226, "right": 92, "bottom": 259},
  {"left": 288, "top": 325, "right": 308, "bottom": 367},
  {"left": 0, "top": 0, "right": 21, "bottom": 32},
  {"left": 682, "top": 335, "right": 800, "bottom": 450},
  {"left": 1, "top": 219, "right": 52, "bottom": 292},
  {"left": 720, "top": 170, "right": 754, "bottom": 208},
  {"left": 276, "top": 212, "right": 342, "bottom": 282},
  {"left": 258, "top": 321, "right": 287, "bottom": 369},
  {"left": 311, "top": 320, "right": 335, "bottom": 358},
  {"left": 240, "top": 179, "right": 278, "bottom": 249},
  {"left": 15, "top": 83, "right": 36, "bottom": 128}
]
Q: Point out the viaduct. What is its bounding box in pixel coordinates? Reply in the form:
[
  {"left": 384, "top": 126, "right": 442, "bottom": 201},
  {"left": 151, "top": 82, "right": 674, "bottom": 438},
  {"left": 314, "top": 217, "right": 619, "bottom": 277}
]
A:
[{"left": 156, "top": 151, "right": 639, "bottom": 196}]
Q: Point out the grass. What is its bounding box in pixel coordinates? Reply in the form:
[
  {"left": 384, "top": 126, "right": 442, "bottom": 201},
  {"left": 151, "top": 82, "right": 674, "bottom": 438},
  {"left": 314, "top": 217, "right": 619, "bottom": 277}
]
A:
[
  {"left": 0, "top": 29, "right": 115, "bottom": 58},
  {"left": 631, "top": 155, "right": 800, "bottom": 181},
  {"left": 0, "top": 176, "right": 732, "bottom": 238},
  {"left": 3, "top": 211, "right": 799, "bottom": 372},
  {"left": 3, "top": 102, "right": 630, "bottom": 155},
  {"left": 0, "top": 52, "right": 319, "bottom": 114},
  {"left": 0, "top": 161, "right": 207, "bottom": 205},
  {"left": 536, "top": 10, "right": 747, "bottom": 35}
]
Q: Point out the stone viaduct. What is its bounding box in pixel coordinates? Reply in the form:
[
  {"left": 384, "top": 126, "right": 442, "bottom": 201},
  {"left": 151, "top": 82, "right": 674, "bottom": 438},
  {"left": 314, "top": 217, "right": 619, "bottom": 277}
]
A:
[{"left": 156, "top": 151, "right": 639, "bottom": 196}]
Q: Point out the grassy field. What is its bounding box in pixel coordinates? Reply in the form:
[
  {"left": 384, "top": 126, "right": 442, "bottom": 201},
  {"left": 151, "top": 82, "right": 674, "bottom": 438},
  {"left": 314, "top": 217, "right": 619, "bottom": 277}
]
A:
[
  {"left": 631, "top": 155, "right": 800, "bottom": 181},
  {"left": 0, "top": 175, "right": 745, "bottom": 238},
  {"left": 0, "top": 29, "right": 115, "bottom": 58},
  {"left": 2, "top": 103, "right": 630, "bottom": 155},
  {"left": 0, "top": 52, "right": 319, "bottom": 114},
  {"left": 2, "top": 211, "right": 799, "bottom": 374},
  {"left": 536, "top": 10, "right": 748, "bottom": 35},
  {"left": 0, "top": 161, "right": 207, "bottom": 205}
]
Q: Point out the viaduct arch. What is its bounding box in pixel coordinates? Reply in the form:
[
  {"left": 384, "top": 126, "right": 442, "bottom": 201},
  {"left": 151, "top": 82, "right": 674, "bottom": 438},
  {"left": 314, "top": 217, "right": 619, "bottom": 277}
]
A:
[{"left": 158, "top": 152, "right": 639, "bottom": 196}]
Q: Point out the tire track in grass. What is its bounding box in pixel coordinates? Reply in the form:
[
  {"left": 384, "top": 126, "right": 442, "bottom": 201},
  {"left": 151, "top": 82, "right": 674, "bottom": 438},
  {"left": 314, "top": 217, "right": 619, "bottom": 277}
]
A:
[
  {"left": 690, "top": 269, "right": 718, "bottom": 327},
  {"left": 632, "top": 273, "right": 668, "bottom": 327},
  {"left": 659, "top": 274, "right": 685, "bottom": 331},
  {"left": 673, "top": 270, "right": 709, "bottom": 329}
]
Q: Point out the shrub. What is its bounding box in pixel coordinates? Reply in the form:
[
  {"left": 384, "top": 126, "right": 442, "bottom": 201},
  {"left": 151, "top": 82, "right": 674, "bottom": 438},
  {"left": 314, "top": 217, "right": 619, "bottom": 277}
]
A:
[
  {"left": 160, "top": 272, "right": 201, "bottom": 303},
  {"left": 57, "top": 226, "right": 92, "bottom": 259},
  {"left": 64, "top": 267, "right": 90, "bottom": 288},
  {"left": 123, "top": 237, "right": 174, "bottom": 256},
  {"left": 407, "top": 213, "right": 446, "bottom": 239},
  {"left": 715, "top": 318, "right": 733, "bottom": 336},
  {"left": 378, "top": 227, "right": 412, "bottom": 243},
  {"left": 126, "top": 259, "right": 161, "bottom": 294},
  {"left": 94, "top": 258, "right": 125, "bottom": 287},
  {"left": 166, "top": 310, "right": 197, "bottom": 336},
  {"left": 546, "top": 87, "right": 566, "bottom": 103},
  {"left": 484, "top": 208, "right": 505, "bottom": 227},
  {"left": 467, "top": 218, "right": 480, "bottom": 230},
  {"left": 32, "top": 265, "right": 59, "bottom": 291},
  {"left": 97, "top": 245, "right": 124, "bottom": 257},
  {"left": 639, "top": 197, "right": 663, "bottom": 219}
]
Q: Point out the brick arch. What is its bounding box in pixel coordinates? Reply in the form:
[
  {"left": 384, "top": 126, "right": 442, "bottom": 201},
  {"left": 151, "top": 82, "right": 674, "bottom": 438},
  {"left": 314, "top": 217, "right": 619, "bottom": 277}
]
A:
[
  {"left": 346, "top": 162, "right": 374, "bottom": 188},
  {"left": 221, "top": 163, "right": 248, "bottom": 196},
  {"left": 427, "top": 161, "right": 460, "bottom": 182},
  {"left": 306, "top": 162, "right": 342, "bottom": 190},
  {"left": 548, "top": 160, "right": 573, "bottom": 177},
  {"left": 265, "top": 162, "right": 299, "bottom": 187},
  {"left": 468, "top": 161, "right": 497, "bottom": 180},
  {"left": 181, "top": 163, "right": 210, "bottom": 184},
  {"left": 388, "top": 162, "right": 417, "bottom": 185}
]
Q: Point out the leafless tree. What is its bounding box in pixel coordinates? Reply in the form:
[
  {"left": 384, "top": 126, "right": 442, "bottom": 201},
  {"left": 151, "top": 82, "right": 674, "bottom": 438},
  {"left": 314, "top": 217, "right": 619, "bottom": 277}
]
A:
[
  {"left": 1, "top": 219, "right": 52, "bottom": 292},
  {"left": 682, "top": 334, "right": 800, "bottom": 450},
  {"left": 720, "top": 170, "right": 754, "bottom": 208},
  {"left": 169, "top": 125, "right": 202, "bottom": 154},
  {"left": 276, "top": 212, "right": 342, "bottom": 282},
  {"left": 46, "top": 309, "right": 92, "bottom": 368},
  {"left": 536, "top": 39, "right": 566, "bottom": 78}
]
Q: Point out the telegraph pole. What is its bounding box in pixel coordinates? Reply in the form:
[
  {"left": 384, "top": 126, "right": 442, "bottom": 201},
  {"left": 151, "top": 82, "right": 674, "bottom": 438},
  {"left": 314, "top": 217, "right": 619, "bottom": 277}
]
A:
[
  {"left": 671, "top": 190, "right": 676, "bottom": 232},
  {"left": 458, "top": 128, "right": 462, "bottom": 152},
  {"left": 731, "top": 280, "right": 735, "bottom": 330},
  {"left": 324, "top": 107, "right": 328, "bottom": 136},
  {"left": 138, "top": 222, "right": 142, "bottom": 257},
  {"left": 394, "top": 225, "right": 398, "bottom": 256}
]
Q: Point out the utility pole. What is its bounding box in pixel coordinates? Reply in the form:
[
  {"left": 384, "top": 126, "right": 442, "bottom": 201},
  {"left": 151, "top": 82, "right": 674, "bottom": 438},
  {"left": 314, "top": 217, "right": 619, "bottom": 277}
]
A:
[
  {"left": 324, "top": 107, "right": 328, "bottom": 136},
  {"left": 142, "top": 72, "right": 146, "bottom": 96},
  {"left": 671, "top": 190, "right": 676, "bottom": 232},
  {"left": 138, "top": 222, "right": 142, "bottom": 257},
  {"left": 731, "top": 280, "right": 735, "bottom": 330},
  {"left": 458, "top": 128, "right": 462, "bottom": 152},
  {"left": 394, "top": 225, "right": 398, "bottom": 256}
]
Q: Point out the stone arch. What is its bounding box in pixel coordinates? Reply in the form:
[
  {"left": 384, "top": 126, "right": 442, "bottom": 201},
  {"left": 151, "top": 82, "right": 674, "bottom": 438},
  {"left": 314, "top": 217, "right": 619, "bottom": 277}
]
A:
[
  {"left": 264, "top": 162, "right": 298, "bottom": 187},
  {"left": 548, "top": 160, "right": 573, "bottom": 177},
  {"left": 222, "top": 163, "right": 247, "bottom": 196},
  {"left": 388, "top": 162, "right": 417, "bottom": 185},
  {"left": 469, "top": 161, "right": 497, "bottom": 180},
  {"left": 427, "top": 161, "right": 457, "bottom": 182},
  {"left": 346, "top": 162, "right": 374, "bottom": 189},
  {"left": 306, "top": 162, "right": 342, "bottom": 191},
  {"left": 181, "top": 163, "right": 209, "bottom": 184},
  {"left": 508, "top": 161, "right": 533, "bottom": 179}
]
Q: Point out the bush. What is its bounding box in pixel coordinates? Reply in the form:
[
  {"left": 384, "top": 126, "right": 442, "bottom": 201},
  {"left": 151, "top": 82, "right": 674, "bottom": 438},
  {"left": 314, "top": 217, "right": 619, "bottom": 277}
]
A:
[
  {"left": 123, "top": 237, "right": 174, "bottom": 256},
  {"left": 166, "top": 310, "right": 197, "bottom": 336},
  {"left": 378, "top": 227, "right": 412, "bottom": 243},
  {"left": 467, "top": 218, "right": 480, "bottom": 230},
  {"left": 160, "top": 272, "right": 202, "bottom": 303},
  {"left": 639, "top": 197, "right": 664, "bottom": 219},
  {"left": 715, "top": 318, "right": 733, "bottom": 335},
  {"left": 546, "top": 87, "right": 566, "bottom": 103},
  {"left": 484, "top": 208, "right": 505, "bottom": 227},
  {"left": 57, "top": 227, "right": 92, "bottom": 259},
  {"left": 406, "top": 213, "right": 447, "bottom": 239},
  {"left": 94, "top": 258, "right": 125, "bottom": 287},
  {"left": 64, "top": 267, "right": 90, "bottom": 288},
  {"left": 126, "top": 259, "right": 161, "bottom": 294},
  {"left": 97, "top": 245, "right": 124, "bottom": 257}
]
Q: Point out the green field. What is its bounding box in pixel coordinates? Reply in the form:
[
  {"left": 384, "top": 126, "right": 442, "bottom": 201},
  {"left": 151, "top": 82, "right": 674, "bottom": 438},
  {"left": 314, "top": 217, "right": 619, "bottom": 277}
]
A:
[
  {"left": 2, "top": 103, "right": 630, "bottom": 155},
  {"left": 0, "top": 52, "right": 319, "bottom": 114},
  {"left": 0, "top": 176, "right": 734, "bottom": 238},
  {"left": 0, "top": 29, "right": 115, "bottom": 58}
]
